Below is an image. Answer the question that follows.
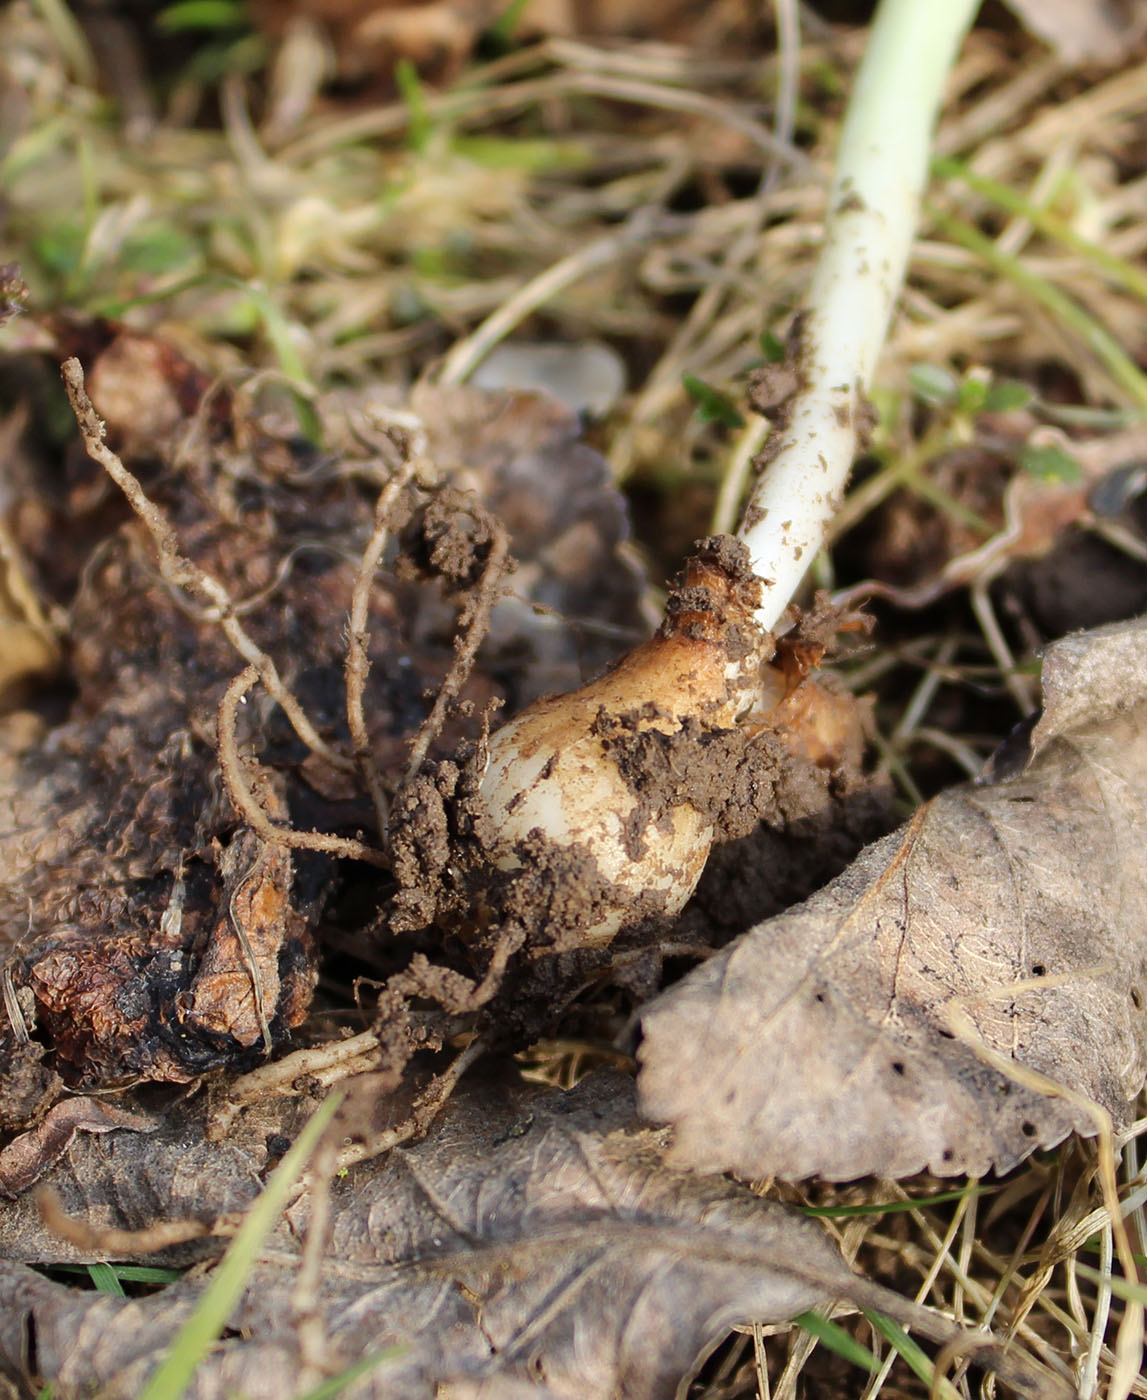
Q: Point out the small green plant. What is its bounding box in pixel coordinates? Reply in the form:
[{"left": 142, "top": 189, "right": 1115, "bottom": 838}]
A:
[{"left": 682, "top": 372, "right": 745, "bottom": 429}]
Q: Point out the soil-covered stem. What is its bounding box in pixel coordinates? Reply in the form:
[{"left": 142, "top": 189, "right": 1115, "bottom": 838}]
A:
[{"left": 737, "top": 0, "right": 980, "bottom": 630}]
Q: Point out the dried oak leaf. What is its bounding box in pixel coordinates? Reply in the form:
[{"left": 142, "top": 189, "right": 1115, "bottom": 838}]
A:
[
  {"left": 0, "top": 1074, "right": 849, "bottom": 1400},
  {"left": 639, "top": 615, "right": 1147, "bottom": 1180}
]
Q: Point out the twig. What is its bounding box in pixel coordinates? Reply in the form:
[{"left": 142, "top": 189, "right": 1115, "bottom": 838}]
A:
[
  {"left": 218, "top": 665, "right": 388, "bottom": 867},
  {"left": 61, "top": 357, "right": 355, "bottom": 776},
  {"left": 404, "top": 518, "right": 510, "bottom": 780},
  {"left": 345, "top": 455, "right": 421, "bottom": 842}
]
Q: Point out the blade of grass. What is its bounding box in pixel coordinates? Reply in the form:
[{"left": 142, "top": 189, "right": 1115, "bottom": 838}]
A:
[
  {"left": 863, "top": 1309, "right": 961, "bottom": 1400},
  {"left": 52, "top": 1263, "right": 185, "bottom": 1286},
  {"left": 1077, "top": 1261, "right": 1147, "bottom": 1305},
  {"left": 931, "top": 208, "right": 1147, "bottom": 412},
  {"left": 933, "top": 155, "right": 1147, "bottom": 305},
  {"left": 87, "top": 1261, "right": 127, "bottom": 1297},
  {"left": 240, "top": 283, "right": 323, "bottom": 444},
  {"left": 296, "top": 1345, "right": 406, "bottom": 1400},
  {"left": 136, "top": 1091, "right": 342, "bottom": 1400},
  {"left": 794, "top": 1310, "right": 879, "bottom": 1372},
  {"left": 800, "top": 1184, "right": 994, "bottom": 1219}
]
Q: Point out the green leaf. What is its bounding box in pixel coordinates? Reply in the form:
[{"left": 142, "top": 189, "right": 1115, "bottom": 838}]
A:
[
  {"left": 956, "top": 374, "right": 988, "bottom": 415},
  {"left": 907, "top": 362, "right": 959, "bottom": 406},
  {"left": 682, "top": 372, "right": 745, "bottom": 429},
  {"left": 758, "top": 329, "right": 785, "bottom": 363},
  {"left": 984, "top": 378, "right": 1032, "bottom": 413},
  {"left": 157, "top": 1, "right": 246, "bottom": 32},
  {"left": 1019, "top": 443, "right": 1082, "bottom": 485}
]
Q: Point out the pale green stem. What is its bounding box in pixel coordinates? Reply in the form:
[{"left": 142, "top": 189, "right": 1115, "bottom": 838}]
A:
[{"left": 738, "top": 0, "right": 980, "bottom": 631}]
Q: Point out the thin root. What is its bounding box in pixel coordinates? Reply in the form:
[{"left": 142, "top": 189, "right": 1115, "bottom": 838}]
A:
[
  {"left": 61, "top": 357, "right": 355, "bottom": 776},
  {"left": 37, "top": 1188, "right": 234, "bottom": 1255},
  {"left": 208, "top": 1028, "right": 385, "bottom": 1140},
  {"left": 218, "top": 665, "right": 388, "bottom": 867},
  {"left": 332, "top": 1033, "right": 488, "bottom": 1175},
  {"left": 345, "top": 453, "right": 422, "bottom": 844},
  {"left": 404, "top": 515, "right": 511, "bottom": 780}
]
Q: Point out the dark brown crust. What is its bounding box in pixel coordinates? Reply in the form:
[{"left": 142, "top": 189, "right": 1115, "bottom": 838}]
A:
[{"left": 659, "top": 536, "right": 762, "bottom": 644}]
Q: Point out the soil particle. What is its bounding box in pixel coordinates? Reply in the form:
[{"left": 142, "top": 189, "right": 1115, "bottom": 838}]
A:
[{"left": 399, "top": 489, "right": 500, "bottom": 593}]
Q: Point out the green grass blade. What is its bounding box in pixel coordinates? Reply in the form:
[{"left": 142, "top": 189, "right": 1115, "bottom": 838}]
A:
[
  {"left": 137, "top": 1092, "right": 342, "bottom": 1400},
  {"left": 1076, "top": 1261, "right": 1147, "bottom": 1304},
  {"left": 934, "top": 156, "right": 1147, "bottom": 305},
  {"left": 794, "top": 1310, "right": 879, "bottom": 1372},
  {"left": 800, "top": 1184, "right": 992, "bottom": 1219},
  {"left": 863, "top": 1309, "right": 961, "bottom": 1400},
  {"left": 87, "top": 1261, "right": 126, "bottom": 1297},
  {"left": 241, "top": 283, "right": 323, "bottom": 445},
  {"left": 52, "top": 1263, "right": 185, "bottom": 1285},
  {"left": 296, "top": 1346, "right": 407, "bottom": 1400},
  {"left": 932, "top": 209, "right": 1147, "bottom": 413}
]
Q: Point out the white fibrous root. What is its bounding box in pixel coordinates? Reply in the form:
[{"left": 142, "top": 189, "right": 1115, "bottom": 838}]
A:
[{"left": 390, "top": 538, "right": 792, "bottom": 952}]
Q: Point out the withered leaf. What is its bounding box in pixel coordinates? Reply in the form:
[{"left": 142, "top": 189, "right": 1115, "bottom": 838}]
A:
[
  {"left": 639, "top": 615, "right": 1147, "bottom": 1180},
  {"left": 0, "top": 1098, "right": 155, "bottom": 1200},
  {"left": 0, "top": 1074, "right": 851, "bottom": 1400},
  {"left": 999, "top": 0, "right": 1147, "bottom": 64}
]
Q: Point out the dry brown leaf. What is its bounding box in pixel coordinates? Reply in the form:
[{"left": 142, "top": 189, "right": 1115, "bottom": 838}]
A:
[
  {"left": 0, "top": 1072, "right": 1071, "bottom": 1400},
  {"left": 639, "top": 615, "right": 1147, "bottom": 1180},
  {"left": 999, "top": 0, "right": 1147, "bottom": 65},
  {"left": 0, "top": 1074, "right": 839, "bottom": 1399},
  {"left": 0, "top": 1098, "right": 155, "bottom": 1200}
]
